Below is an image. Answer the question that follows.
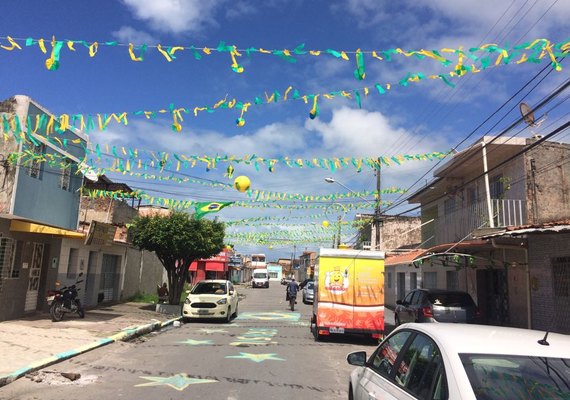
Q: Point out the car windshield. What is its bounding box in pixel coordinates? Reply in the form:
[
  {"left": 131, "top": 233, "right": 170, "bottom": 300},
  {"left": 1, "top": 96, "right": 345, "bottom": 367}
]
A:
[
  {"left": 191, "top": 282, "right": 227, "bottom": 295},
  {"left": 428, "top": 292, "right": 475, "bottom": 307},
  {"left": 253, "top": 273, "right": 267, "bottom": 278},
  {"left": 306, "top": 282, "right": 314, "bottom": 290},
  {"left": 460, "top": 353, "right": 570, "bottom": 399}
]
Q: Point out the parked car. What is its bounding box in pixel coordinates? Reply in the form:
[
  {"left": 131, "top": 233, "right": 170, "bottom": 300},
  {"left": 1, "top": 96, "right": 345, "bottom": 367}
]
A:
[
  {"left": 395, "top": 289, "right": 480, "bottom": 325},
  {"left": 182, "top": 280, "right": 238, "bottom": 323},
  {"left": 299, "top": 278, "right": 313, "bottom": 289},
  {"left": 302, "top": 280, "right": 315, "bottom": 304},
  {"left": 347, "top": 323, "right": 570, "bottom": 400}
]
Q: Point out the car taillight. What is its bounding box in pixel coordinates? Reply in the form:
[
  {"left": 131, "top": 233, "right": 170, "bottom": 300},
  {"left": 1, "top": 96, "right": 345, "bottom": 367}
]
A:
[{"left": 422, "top": 306, "right": 434, "bottom": 318}]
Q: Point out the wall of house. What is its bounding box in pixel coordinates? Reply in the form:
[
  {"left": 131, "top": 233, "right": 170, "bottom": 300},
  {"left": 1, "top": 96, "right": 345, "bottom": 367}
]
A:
[
  {"left": 525, "top": 140, "right": 570, "bottom": 224},
  {"left": 58, "top": 238, "right": 166, "bottom": 307},
  {"left": 384, "top": 263, "right": 468, "bottom": 309},
  {"left": 121, "top": 248, "right": 166, "bottom": 300},
  {"left": 79, "top": 197, "right": 138, "bottom": 226},
  {"left": 381, "top": 216, "right": 421, "bottom": 250},
  {"left": 0, "top": 218, "right": 63, "bottom": 321},
  {"left": 528, "top": 233, "right": 570, "bottom": 334},
  {"left": 0, "top": 133, "right": 18, "bottom": 214}
]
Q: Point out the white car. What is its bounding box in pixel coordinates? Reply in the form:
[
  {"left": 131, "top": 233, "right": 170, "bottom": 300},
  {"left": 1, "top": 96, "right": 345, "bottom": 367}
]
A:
[
  {"left": 347, "top": 323, "right": 570, "bottom": 400},
  {"left": 182, "top": 280, "right": 238, "bottom": 323}
]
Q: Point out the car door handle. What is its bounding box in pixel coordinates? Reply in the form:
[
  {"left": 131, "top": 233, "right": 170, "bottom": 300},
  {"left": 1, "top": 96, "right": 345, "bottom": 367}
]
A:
[{"left": 368, "top": 392, "right": 377, "bottom": 400}]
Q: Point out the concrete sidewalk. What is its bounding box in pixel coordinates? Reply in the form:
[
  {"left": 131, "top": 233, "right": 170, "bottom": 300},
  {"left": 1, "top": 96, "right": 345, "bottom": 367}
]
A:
[{"left": 0, "top": 302, "right": 182, "bottom": 387}]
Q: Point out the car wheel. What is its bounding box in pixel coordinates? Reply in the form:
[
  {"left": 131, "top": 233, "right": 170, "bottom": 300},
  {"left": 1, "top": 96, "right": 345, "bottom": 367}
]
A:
[
  {"left": 348, "top": 383, "right": 354, "bottom": 400},
  {"left": 225, "top": 307, "right": 231, "bottom": 323},
  {"left": 395, "top": 314, "right": 401, "bottom": 326},
  {"left": 232, "top": 303, "right": 238, "bottom": 318}
]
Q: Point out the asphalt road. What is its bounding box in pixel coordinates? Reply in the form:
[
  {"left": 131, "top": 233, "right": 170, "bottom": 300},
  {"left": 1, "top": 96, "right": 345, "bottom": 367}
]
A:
[{"left": 1, "top": 281, "right": 391, "bottom": 400}]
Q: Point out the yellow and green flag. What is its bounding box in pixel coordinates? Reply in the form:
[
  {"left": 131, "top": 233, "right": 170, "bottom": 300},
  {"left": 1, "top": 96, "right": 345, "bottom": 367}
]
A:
[{"left": 194, "top": 201, "right": 234, "bottom": 220}]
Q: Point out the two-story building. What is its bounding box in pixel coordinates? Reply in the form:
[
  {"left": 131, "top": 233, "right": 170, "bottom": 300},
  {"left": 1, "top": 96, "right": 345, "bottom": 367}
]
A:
[
  {"left": 0, "top": 96, "right": 166, "bottom": 321},
  {"left": 404, "top": 135, "right": 570, "bottom": 333}
]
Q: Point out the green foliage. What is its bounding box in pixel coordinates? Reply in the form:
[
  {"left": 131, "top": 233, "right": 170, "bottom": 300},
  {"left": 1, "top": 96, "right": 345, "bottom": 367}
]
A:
[
  {"left": 129, "top": 211, "right": 225, "bottom": 305},
  {"left": 128, "top": 292, "right": 157, "bottom": 303}
]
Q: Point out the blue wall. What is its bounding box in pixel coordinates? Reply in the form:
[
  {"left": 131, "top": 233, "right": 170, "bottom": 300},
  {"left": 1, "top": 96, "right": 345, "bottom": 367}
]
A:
[{"left": 12, "top": 103, "right": 86, "bottom": 230}]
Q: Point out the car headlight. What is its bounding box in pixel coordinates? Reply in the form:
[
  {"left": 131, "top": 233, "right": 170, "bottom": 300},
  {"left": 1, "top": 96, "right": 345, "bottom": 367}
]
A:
[
  {"left": 217, "top": 298, "right": 228, "bottom": 305},
  {"left": 184, "top": 298, "right": 191, "bottom": 305}
]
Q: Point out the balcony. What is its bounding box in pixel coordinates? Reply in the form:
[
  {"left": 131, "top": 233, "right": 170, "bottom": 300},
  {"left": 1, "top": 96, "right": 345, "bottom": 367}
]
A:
[{"left": 433, "top": 199, "right": 527, "bottom": 245}]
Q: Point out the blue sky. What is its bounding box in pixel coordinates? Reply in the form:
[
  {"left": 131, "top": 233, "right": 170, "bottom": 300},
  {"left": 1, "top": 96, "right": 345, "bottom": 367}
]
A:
[{"left": 1, "top": 0, "right": 569, "bottom": 260}]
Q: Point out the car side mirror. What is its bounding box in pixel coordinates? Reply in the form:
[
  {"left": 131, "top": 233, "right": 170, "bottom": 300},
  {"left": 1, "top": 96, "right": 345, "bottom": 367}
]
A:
[
  {"left": 185, "top": 290, "right": 190, "bottom": 294},
  {"left": 229, "top": 290, "right": 234, "bottom": 295},
  {"left": 396, "top": 300, "right": 403, "bottom": 305},
  {"left": 347, "top": 351, "right": 367, "bottom": 366}
]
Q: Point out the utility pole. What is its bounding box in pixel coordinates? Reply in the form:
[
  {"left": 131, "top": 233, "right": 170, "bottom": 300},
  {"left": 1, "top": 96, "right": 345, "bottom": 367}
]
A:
[{"left": 374, "top": 159, "right": 382, "bottom": 251}]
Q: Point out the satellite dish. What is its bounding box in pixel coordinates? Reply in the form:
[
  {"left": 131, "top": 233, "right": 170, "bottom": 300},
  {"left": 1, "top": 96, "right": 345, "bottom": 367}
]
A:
[
  {"left": 82, "top": 169, "right": 99, "bottom": 182},
  {"left": 519, "top": 102, "right": 536, "bottom": 126}
]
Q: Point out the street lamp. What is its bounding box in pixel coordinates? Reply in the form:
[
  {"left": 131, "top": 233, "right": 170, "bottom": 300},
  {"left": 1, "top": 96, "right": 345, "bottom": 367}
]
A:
[{"left": 324, "top": 177, "right": 382, "bottom": 250}]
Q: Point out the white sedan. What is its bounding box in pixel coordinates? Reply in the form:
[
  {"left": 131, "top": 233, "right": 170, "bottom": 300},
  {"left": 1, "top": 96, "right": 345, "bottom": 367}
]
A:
[
  {"left": 347, "top": 323, "right": 570, "bottom": 399},
  {"left": 182, "top": 280, "right": 238, "bottom": 323}
]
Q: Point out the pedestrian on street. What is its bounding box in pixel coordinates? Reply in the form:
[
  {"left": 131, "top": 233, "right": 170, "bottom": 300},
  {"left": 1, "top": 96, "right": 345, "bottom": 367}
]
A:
[{"left": 286, "top": 278, "right": 299, "bottom": 311}]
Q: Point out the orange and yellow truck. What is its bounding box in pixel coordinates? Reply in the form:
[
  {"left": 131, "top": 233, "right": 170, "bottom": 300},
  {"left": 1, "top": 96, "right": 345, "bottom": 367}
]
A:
[{"left": 311, "top": 248, "right": 385, "bottom": 340}]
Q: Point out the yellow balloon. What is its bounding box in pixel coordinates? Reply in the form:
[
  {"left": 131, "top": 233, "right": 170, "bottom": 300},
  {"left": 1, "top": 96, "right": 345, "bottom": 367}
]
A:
[
  {"left": 234, "top": 175, "right": 251, "bottom": 192},
  {"left": 269, "top": 245, "right": 273, "bottom": 249},
  {"left": 322, "top": 220, "right": 329, "bottom": 228}
]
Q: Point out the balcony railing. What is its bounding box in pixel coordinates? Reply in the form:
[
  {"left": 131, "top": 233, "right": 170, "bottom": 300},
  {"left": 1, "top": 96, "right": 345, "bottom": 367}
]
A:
[{"left": 434, "top": 199, "right": 527, "bottom": 245}]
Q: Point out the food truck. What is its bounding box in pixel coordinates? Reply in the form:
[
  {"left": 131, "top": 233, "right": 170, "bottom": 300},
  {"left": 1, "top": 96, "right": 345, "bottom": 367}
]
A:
[{"left": 311, "top": 248, "right": 385, "bottom": 340}]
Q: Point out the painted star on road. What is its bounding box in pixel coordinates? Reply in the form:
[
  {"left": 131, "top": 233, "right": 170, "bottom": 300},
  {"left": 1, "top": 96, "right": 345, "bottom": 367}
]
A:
[
  {"left": 225, "top": 352, "right": 286, "bottom": 363},
  {"left": 198, "top": 328, "right": 228, "bottom": 334},
  {"left": 135, "top": 373, "right": 217, "bottom": 391},
  {"left": 178, "top": 338, "right": 214, "bottom": 346},
  {"left": 236, "top": 312, "right": 300, "bottom": 321}
]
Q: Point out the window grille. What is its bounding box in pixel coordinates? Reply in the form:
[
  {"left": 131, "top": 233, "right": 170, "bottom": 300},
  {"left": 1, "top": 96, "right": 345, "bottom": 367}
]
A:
[
  {"left": 60, "top": 159, "right": 72, "bottom": 191},
  {"left": 0, "top": 238, "right": 17, "bottom": 280},
  {"left": 26, "top": 144, "right": 43, "bottom": 179}
]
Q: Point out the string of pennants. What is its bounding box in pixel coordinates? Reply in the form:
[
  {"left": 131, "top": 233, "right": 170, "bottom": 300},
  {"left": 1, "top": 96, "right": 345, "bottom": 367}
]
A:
[
  {"left": 5, "top": 128, "right": 451, "bottom": 172},
  {"left": 81, "top": 187, "right": 392, "bottom": 212},
  {"left": 0, "top": 36, "right": 566, "bottom": 74},
  {"left": 0, "top": 37, "right": 567, "bottom": 129}
]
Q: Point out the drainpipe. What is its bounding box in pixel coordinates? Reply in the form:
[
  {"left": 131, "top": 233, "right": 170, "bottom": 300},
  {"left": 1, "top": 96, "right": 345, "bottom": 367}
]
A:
[
  {"left": 524, "top": 247, "right": 531, "bottom": 329},
  {"left": 482, "top": 142, "right": 494, "bottom": 228}
]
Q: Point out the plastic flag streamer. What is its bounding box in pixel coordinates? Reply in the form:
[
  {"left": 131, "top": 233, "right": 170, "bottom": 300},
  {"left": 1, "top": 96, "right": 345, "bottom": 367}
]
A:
[
  {"left": 0, "top": 37, "right": 567, "bottom": 130},
  {"left": 6, "top": 129, "right": 451, "bottom": 173},
  {"left": 1, "top": 36, "right": 567, "bottom": 75}
]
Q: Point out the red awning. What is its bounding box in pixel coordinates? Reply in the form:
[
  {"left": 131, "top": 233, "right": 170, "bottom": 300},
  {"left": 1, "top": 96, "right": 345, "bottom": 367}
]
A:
[{"left": 206, "top": 261, "right": 226, "bottom": 272}]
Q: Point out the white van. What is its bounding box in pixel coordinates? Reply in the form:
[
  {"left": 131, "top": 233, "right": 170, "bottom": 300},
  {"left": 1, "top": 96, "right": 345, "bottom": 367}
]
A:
[{"left": 252, "top": 269, "right": 270, "bottom": 288}]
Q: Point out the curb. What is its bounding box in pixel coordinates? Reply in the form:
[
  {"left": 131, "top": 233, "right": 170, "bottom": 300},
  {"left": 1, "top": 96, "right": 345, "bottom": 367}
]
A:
[{"left": 0, "top": 316, "right": 182, "bottom": 388}]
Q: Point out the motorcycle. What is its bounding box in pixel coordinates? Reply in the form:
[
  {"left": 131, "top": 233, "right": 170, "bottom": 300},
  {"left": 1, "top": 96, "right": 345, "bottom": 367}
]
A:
[{"left": 46, "top": 272, "right": 85, "bottom": 322}]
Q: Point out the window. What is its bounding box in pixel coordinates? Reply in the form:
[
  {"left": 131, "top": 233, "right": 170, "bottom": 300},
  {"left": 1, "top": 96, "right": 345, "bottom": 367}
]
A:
[
  {"left": 423, "top": 272, "right": 437, "bottom": 289},
  {"left": 552, "top": 257, "right": 570, "bottom": 297},
  {"left": 66, "top": 248, "right": 79, "bottom": 279},
  {"left": 444, "top": 198, "right": 456, "bottom": 216},
  {"left": 369, "top": 330, "right": 412, "bottom": 378},
  {"left": 0, "top": 238, "right": 17, "bottom": 279},
  {"left": 466, "top": 187, "right": 478, "bottom": 206},
  {"left": 26, "top": 143, "right": 44, "bottom": 179},
  {"left": 410, "top": 272, "right": 417, "bottom": 290},
  {"left": 402, "top": 291, "right": 414, "bottom": 304},
  {"left": 411, "top": 290, "right": 423, "bottom": 305},
  {"left": 490, "top": 174, "right": 504, "bottom": 199},
  {"left": 387, "top": 272, "right": 392, "bottom": 289},
  {"left": 460, "top": 353, "right": 570, "bottom": 399},
  {"left": 446, "top": 271, "right": 459, "bottom": 290},
  {"left": 60, "top": 159, "right": 72, "bottom": 191},
  {"left": 395, "top": 333, "right": 447, "bottom": 399}
]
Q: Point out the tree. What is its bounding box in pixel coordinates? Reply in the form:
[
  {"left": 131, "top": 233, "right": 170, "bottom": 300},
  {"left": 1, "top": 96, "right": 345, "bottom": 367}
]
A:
[{"left": 129, "top": 211, "right": 225, "bottom": 305}]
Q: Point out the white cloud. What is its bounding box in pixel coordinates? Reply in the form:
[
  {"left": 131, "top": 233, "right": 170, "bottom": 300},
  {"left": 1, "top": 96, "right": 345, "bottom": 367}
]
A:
[
  {"left": 111, "top": 26, "right": 158, "bottom": 45},
  {"left": 121, "top": 0, "right": 225, "bottom": 34}
]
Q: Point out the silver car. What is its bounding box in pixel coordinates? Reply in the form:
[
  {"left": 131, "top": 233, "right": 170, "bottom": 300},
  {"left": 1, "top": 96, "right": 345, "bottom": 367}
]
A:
[
  {"left": 395, "top": 289, "right": 480, "bottom": 325},
  {"left": 302, "top": 281, "right": 314, "bottom": 304}
]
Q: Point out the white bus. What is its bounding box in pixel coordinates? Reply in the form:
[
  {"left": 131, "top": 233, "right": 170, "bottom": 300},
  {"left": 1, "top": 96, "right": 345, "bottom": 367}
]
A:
[{"left": 251, "top": 253, "right": 267, "bottom": 269}]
